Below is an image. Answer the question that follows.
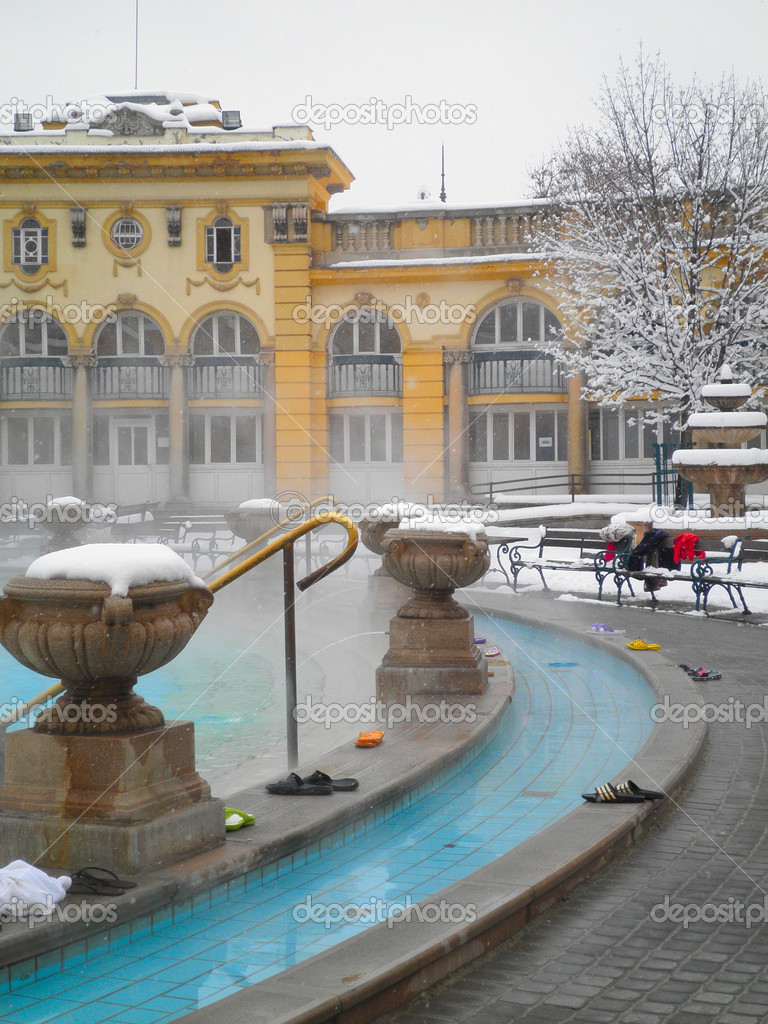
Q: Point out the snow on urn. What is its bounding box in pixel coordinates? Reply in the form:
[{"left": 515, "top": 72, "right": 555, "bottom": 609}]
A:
[{"left": 672, "top": 366, "right": 768, "bottom": 517}]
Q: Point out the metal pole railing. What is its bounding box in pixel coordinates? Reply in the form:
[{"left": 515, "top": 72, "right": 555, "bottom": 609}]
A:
[{"left": 283, "top": 540, "right": 299, "bottom": 768}]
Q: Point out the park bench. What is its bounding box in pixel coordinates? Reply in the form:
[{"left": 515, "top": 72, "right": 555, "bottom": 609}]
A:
[
  {"left": 687, "top": 536, "right": 768, "bottom": 614},
  {"left": 487, "top": 528, "right": 635, "bottom": 595}
]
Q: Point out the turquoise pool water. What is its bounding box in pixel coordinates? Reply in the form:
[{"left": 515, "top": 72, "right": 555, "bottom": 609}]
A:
[{"left": 0, "top": 612, "right": 655, "bottom": 1024}]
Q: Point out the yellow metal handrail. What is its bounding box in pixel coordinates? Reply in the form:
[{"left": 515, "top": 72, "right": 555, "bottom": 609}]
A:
[
  {"left": 208, "top": 511, "right": 357, "bottom": 593},
  {"left": 201, "top": 494, "right": 336, "bottom": 582},
  {"left": 0, "top": 681, "right": 63, "bottom": 730}
]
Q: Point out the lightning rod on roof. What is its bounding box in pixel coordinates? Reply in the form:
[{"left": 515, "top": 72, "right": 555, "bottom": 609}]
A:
[{"left": 439, "top": 144, "right": 447, "bottom": 203}]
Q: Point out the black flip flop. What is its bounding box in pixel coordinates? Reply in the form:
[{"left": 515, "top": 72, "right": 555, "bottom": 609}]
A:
[
  {"left": 265, "top": 771, "right": 333, "bottom": 795},
  {"left": 67, "top": 877, "right": 126, "bottom": 896},
  {"left": 582, "top": 782, "right": 645, "bottom": 803},
  {"left": 71, "top": 866, "right": 137, "bottom": 890},
  {"left": 304, "top": 769, "right": 359, "bottom": 792}
]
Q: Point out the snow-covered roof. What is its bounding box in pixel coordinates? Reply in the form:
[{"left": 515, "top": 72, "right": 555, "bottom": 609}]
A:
[
  {"left": 326, "top": 252, "right": 539, "bottom": 269},
  {"left": 326, "top": 198, "right": 549, "bottom": 217}
]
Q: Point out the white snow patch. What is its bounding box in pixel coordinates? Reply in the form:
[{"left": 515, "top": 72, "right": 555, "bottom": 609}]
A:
[
  {"left": 672, "top": 449, "right": 768, "bottom": 466},
  {"left": 688, "top": 412, "right": 766, "bottom": 428},
  {"left": 26, "top": 543, "right": 205, "bottom": 597}
]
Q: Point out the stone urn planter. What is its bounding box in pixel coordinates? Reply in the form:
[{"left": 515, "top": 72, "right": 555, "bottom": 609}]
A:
[
  {"left": 0, "top": 565, "right": 222, "bottom": 872},
  {"left": 381, "top": 528, "right": 490, "bottom": 618},
  {"left": 376, "top": 528, "right": 491, "bottom": 701},
  {"left": 226, "top": 501, "right": 288, "bottom": 544},
  {"left": 0, "top": 576, "right": 213, "bottom": 734},
  {"left": 360, "top": 513, "right": 402, "bottom": 578}
]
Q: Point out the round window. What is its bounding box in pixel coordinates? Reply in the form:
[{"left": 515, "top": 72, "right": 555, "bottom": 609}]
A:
[{"left": 110, "top": 217, "right": 144, "bottom": 250}]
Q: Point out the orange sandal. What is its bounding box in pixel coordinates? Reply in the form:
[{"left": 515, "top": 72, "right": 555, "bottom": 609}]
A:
[{"left": 355, "top": 730, "right": 384, "bottom": 747}]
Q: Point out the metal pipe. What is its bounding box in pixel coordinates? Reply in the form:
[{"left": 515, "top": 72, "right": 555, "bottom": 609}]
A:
[{"left": 283, "top": 540, "right": 298, "bottom": 768}]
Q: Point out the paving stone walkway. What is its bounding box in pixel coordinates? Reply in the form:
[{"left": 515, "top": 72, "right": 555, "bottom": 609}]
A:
[{"left": 375, "top": 596, "right": 768, "bottom": 1024}]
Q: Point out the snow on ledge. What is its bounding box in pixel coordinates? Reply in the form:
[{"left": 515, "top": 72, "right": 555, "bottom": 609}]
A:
[
  {"left": 238, "top": 498, "right": 282, "bottom": 509},
  {"left": 688, "top": 412, "right": 766, "bottom": 428},
  {"left": 26, "top": 543, "right": 205, "bottom": 597},
  {"left": 701, "top": 383, "right": 752, "bottom": 398},
  {"left": 672, "top": 449, "right": 768, "bottom": 466},
  {"left": 397, "top": 515, "right": 487, "bottom": 541}
]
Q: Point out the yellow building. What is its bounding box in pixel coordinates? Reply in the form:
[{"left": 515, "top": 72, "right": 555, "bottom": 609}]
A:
[{"left": 0, "top": 91, "right": 692, "bottom": 510}]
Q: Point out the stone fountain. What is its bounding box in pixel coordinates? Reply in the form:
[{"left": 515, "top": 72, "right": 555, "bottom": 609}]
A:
[
  {"left": 375, "top": 525, "right": 490, "bottom": 703},
  {"left": 0, "top": 548, "right": 223, "bottom": 873},
  {"left": 226, "top": 498, "right": 288, "bottom": 545},
  {"left": 672, "top": 366, "right": 768, "bottom": 518}
]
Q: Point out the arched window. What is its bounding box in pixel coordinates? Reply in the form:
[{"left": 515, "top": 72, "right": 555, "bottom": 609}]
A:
[
  {"left": 190, "top": 312, "right": 260, "bottom": 354},
  {"left": 328, "top": 309, "right": 402, "bottom": 397},
  {"left": 472, "top": 299, "right": 561, "bottom": 349},
  {"left": 12, "top": 217, "right": 49, "bottom": 275},
  {"left": 205, "top": 216, "right": 241, "bottom": 274},
  {"left": 330, "top": 308, "right": 401, "bottom": 355},
  {"left": 95, "top": 311, "right": 165, "bottom": 356},
  {"left": 470, "top": 299, "right": 564, "bottom": 394},
  {"left": 0, "top": 313, "right": 68, "bottom": 357}
]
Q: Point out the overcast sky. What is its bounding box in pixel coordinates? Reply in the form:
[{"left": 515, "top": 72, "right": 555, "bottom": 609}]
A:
[{"left": 1, "top": 0, "right": 766, "bottom": 209}]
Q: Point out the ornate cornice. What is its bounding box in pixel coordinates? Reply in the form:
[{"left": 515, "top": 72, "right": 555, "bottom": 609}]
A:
[
  {"left": 185, "top": 275, "right": 260, "bottom": 295},
  {"left": 0, "top": 276, "right": 68, "bottom": 295}
]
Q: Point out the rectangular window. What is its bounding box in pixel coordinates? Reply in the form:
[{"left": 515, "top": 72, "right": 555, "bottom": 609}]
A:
[
  {"left": 624, "top": 409, "right": 639, "bottom": 459},
  {"left": 492, "top": 412, "right": 509, "bottom": 461},
  {"left": 348, "top": 415, "right": 366, "bottom": 462},
  {"left": 93, "top": 417, "right": 110, "bottom": 465},
  {"left": 218, "top": 315, "right": 237, "bottom": 354},
  {"left": 235, "top": 415, "right": 257, "bottom": 463},
  {"left": 602, "top": 409, "right": 620, "bottom": 460},
  {"left": 155, "top": 414, "right": 169, "bottom": 466},
  {"left": 133, "top": 426, "right": 149, "bottom": 466},
  {"left": 369, "top": 414, "right": 387, "bottom": 462},
  {"left": 25, "top": 322, "right": 43, "bottom": 356},
  {"left": 210, "top": 415, "right": 231, "bottom": 463},
  {"left": 328, "top": 415, "right": 344, "bottom": 462},
  {"left": 121, "top": 316, "right": 140, "bottom": 355},
  {"left": 642, "top": 420, "right": 657, "bottom": 460},
  {"left": 116, "top": 426, "right": 132, "bottom": 466},
  {"left": 59, "top": 416, "right": 72, "bottom": 465},
  {"left": 391, "top": 413, "right": 403, "bottom": 462},
  {"left": 499, "top": 304, "right": 518, "bottom": 344},
  {"left": 589, "top": 410, "right": 601, "bottom": 461},
  {"left": 513, "top": 412, "right": 530, "bottom": 460},
  {"left": 535, "top": 410, "right": 555, "bottom": 462},
  {"left": 32, "top": 418, "right": 54, "bottom": 465},
  {"left": 522, "top": 303, "right": 540, "bottom": 343},
  {"left": 8, "top": 419, "right": 28, "bottom": 464},
  {"left": 469, "top": 411, "right": 487, "bottom": 462},
  {"left": 143, "top": 324, "right": 164, "bottom": 357},
  {"left": 189, "top": 415, "right": 206, "bottom": 464}
]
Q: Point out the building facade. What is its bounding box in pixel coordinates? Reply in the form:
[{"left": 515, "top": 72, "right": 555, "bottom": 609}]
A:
[{"left": 0, "top": 91, "right": 747, "bottom": 510}]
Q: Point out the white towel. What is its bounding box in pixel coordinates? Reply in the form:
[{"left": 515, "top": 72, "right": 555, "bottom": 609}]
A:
[{"left": 0, "top": 859, "right": 71, "bottom": 919}]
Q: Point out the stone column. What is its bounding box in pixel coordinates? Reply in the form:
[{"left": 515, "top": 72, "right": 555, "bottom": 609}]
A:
[
  {"left": 68, "top": 354, "right": 94, "bottom": 498},
  {"left": 163, "top": 354, "right": 191, "bottom": 502},
  {"left": 261, "top": 350, "right": 277, "bottom": 495},
  {"left": 567, "top": 370, "right": 589, "bottom": 494},
  {"left": 445, "top": 350, "right": 471, "bottom": 501}
]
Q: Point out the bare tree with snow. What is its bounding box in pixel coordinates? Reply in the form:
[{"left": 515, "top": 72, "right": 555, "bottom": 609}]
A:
[{"left": 529, "top": 52, "right": 768, "bottom": 428}]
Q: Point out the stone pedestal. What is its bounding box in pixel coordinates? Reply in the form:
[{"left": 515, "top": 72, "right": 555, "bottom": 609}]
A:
[
  {"left": 0, "top": 722, "right": 224, "bottom": 873},
  {"left": 376, "top": 615, "right": 488, "bottom": 703}
]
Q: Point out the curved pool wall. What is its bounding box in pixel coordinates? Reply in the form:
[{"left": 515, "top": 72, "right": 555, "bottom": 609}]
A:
[{"left": 0, "top": 612, "right": 661, "bottom": 1024}]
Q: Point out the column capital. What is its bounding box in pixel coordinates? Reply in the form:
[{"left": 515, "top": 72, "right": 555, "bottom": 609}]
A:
[
  {"left": 259, "top": 349, "right": 276, "bottom": 366},
  {"left": 66, "top": 353, "right": 96, "bottom": 369},
  {"left": 162, "top": 353, "right": 194, "bottom": 368},
  {"left": 443, "top": 349, "right": 472, "bottom": 366}
]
